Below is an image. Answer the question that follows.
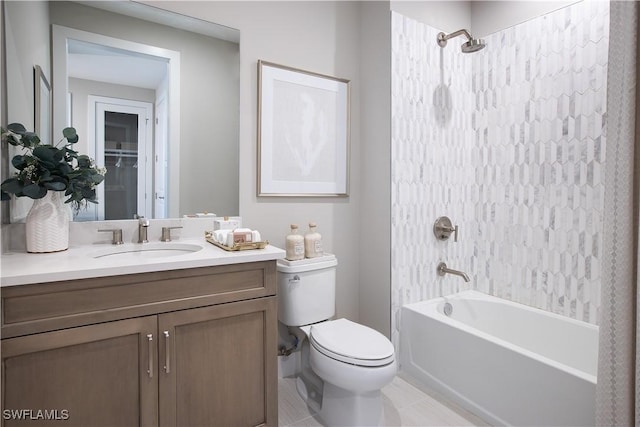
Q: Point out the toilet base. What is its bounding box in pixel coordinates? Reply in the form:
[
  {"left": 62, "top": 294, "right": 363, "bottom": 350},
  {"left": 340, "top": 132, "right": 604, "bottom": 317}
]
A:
[
  {"left": 291, "top": 324, "right": 393, "bottom": 426},
  {"left": 296, "top": 376, "right": 322, "bottom": 414},
  {"left": 318, "top": 382, "right": 385, "bottom": 427}
]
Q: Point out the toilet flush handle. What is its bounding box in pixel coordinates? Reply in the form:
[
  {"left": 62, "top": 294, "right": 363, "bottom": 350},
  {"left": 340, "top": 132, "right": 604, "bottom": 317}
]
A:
[{"left": 289, "top": 275, "right": 300, "bottom": 284}]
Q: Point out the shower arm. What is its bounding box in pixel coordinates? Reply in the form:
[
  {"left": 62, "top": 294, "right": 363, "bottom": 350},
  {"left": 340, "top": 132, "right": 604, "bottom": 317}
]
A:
[{"left": 437, "top": 29, "right": 472, "bottom": 47}]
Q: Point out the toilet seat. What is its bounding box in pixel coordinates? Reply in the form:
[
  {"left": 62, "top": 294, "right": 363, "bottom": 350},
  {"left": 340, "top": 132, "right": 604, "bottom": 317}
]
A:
[{"left": 310, "top": 318, "right": 395, "bottom": 367}]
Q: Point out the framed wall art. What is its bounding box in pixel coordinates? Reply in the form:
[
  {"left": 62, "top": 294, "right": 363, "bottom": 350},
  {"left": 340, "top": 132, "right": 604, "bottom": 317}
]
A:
[{"left": 257, "top": 60, "right": 350, "bottom": 196}]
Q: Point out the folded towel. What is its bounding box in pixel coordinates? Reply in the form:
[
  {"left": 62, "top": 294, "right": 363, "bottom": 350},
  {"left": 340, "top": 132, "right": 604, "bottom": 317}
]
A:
[
  {"left": 212, "top": 229, "right": 231, "bottom": 245},
  {"left": 213, "top": 228, "right": 262, "bottom": 247}
]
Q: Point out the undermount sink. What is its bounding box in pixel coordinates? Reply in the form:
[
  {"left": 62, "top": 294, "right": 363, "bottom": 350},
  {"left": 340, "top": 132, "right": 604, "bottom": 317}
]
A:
[{"left": 91, "top": 242, "right": 204, "bottom": 260}]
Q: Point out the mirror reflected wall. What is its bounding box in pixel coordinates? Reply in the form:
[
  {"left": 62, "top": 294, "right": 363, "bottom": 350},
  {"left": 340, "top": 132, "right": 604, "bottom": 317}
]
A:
[{"left": 3, "top": 1, "right": 240, "bottom": 222}]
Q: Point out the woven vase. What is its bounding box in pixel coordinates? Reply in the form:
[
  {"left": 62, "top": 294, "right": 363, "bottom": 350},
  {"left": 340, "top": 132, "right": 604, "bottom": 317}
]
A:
[{"left": 26, "top": 191, "right": 70, "bottom": 253}]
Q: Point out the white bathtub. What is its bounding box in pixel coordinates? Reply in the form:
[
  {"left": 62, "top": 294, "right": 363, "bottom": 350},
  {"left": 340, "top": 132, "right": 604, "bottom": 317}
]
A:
[{"left": 400, "top": 290, "right": 598, "bottom": 426}]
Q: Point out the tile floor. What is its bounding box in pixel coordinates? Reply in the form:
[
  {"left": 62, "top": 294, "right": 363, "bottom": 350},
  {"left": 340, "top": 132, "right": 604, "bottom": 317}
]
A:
[{"left": 278, "top": 374, "right": 489, "bottom": 427}]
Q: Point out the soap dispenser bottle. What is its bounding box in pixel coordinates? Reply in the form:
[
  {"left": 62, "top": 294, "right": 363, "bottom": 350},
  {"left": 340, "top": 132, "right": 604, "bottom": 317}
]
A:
[
  {"left": 304, "top": 222, "right": 323, "bottom": 258},
  {"left": 285, "top": 224, "right": 305, "bottom": 261}
]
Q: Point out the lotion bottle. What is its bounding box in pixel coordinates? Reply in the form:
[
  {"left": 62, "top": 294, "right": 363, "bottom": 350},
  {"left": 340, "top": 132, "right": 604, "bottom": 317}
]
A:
[
  {"left": 304, "top": 222, "right": 323, "bottom": 258},
  {"left": 285, "top": 224, "right": 305, "bottom": 261}
]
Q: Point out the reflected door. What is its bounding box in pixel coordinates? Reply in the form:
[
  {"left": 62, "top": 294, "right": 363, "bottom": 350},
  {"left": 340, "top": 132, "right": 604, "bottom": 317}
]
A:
[
  {"left": 93, "top": 98, "right": 153, "bottom": 220},
  {"left": 154, "top": 93, "right": 168, "bottom": 218}
]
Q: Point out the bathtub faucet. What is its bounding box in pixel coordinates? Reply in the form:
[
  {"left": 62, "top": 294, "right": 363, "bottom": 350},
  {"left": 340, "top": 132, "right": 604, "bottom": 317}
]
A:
[{"left": 437, "top": 262, "right": 470, "bottom": 282}]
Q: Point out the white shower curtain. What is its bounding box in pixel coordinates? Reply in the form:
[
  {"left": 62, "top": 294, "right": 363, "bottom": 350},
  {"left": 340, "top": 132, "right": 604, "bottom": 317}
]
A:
[{"left": 596, "top": 1, "right": 639, "bottom": 426}]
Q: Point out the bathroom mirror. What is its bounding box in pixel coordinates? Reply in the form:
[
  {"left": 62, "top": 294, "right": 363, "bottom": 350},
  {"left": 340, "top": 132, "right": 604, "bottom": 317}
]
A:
[{"left": 3, "top": 0, "right": 240, "bottom": 222}]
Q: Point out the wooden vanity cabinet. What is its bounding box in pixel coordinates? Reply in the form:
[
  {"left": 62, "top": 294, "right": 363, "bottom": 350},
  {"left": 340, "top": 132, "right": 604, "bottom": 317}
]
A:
[
  {"left": 2, "top": 316, "right": 159, "bottom": 427},
  {"left": 160, "top": 297, "right": 275, "bottom": 427},
  {"left": 1, "top": 261, "right": 278, "bottom": 427}
]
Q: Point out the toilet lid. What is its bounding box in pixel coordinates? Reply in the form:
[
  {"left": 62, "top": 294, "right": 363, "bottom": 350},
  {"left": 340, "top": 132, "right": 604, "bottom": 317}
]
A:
[{"left": 310, "top": 318, "right": 395, "bottom": 367}]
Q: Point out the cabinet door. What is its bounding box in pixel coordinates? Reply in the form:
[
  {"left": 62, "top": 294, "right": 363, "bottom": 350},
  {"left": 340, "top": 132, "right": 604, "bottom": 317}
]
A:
[
  {"left": 159, "top": 297, "right": 277, "bottom": 427},
  {"left": 2, "top": 317, "right": 158, "bottom": 427}
]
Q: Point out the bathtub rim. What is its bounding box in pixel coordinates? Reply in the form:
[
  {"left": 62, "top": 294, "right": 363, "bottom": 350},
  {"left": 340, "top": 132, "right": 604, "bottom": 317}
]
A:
[{"left": 401, "top": 290, "right": 598, "bottom": 384}]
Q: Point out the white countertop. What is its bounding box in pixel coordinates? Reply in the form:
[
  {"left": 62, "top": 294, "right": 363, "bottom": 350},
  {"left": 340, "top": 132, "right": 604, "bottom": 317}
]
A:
[{"left": 0, "top": 238, "right": 285, "bottom": 287}]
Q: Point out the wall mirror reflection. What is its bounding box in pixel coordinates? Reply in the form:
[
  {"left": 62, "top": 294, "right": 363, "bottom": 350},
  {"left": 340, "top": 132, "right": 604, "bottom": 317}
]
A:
[
  {"left": 34, "top": 64, "right": 52, "bottom": 146},
  {"left": 3, "top": 1, "right": 240, "bottom": 222}
]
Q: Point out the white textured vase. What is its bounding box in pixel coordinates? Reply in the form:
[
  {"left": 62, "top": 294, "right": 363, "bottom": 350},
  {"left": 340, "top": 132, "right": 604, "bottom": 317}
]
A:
[{"left": 26, "top": 191, "right": 70, "bottom": 253}]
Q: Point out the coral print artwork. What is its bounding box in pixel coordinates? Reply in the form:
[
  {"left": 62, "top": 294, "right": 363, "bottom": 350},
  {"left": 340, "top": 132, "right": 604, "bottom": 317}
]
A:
[{"left": 272, "top": 80, "right": 338, "bottom": 183}]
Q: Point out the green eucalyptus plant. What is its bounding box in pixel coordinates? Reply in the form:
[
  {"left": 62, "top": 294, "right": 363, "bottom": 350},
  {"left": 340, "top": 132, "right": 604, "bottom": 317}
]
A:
[{"left": 1, "top": 123, "right": 106, "bottom": 212}]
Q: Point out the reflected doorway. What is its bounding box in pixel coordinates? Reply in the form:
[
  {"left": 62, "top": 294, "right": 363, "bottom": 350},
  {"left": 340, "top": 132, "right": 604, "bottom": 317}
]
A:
[{"left": 90, "top": 96, "right": 155, "bottom": 220}]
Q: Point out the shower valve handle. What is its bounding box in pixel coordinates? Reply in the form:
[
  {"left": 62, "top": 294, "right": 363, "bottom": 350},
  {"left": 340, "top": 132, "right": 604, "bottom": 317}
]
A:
[
  {"left": 451, "top": 225, "right": 459, "bottom": 242},
  {"left": 434, "top": 217, "right": 458, "bottom": 242}
]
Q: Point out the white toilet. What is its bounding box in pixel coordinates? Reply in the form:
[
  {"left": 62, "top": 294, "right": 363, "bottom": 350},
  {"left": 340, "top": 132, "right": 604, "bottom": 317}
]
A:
[{"left": 277, "top": 254, "right": 396, "bottom": 427}]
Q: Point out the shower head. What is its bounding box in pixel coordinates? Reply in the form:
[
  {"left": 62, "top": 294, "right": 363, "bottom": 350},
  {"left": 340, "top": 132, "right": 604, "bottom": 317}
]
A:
[
  {"left": 461, "top": 38, "right": 486, "bottom": 53},
  {"left": 437, "top": 29, "right": 486, "bottom": 53}
]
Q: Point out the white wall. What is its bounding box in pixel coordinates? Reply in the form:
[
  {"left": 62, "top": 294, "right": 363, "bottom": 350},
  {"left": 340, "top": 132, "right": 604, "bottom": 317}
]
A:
[
  {"left": 470, "top": 1, "right": 578, "bottom": 36},
  {"left": 390, "top": 1, "right": 579, "bottom": 37},
  {"left": 391, "top": 1, "right": 471, "bottom": 32},
  {"left": 146, "top": 1, "right": 364, "bottom": 321},
  {"left": 4, "top": 1, "right": 50, "bottom": 222},
  {"left": 359, "top": 2, "right": 392, "bottom": 337},
  {"left": 4, "top": 1, "right": 49, "bottom": 129},
  {"left": 1, "top": 3, "right": 6, "bottom": 249}
]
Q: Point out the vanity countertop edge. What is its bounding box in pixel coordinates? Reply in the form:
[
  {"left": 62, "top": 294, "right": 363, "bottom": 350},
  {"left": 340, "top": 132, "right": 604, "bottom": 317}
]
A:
[{"left": 1, "top": 240, "right": 285, "bottom": 287}]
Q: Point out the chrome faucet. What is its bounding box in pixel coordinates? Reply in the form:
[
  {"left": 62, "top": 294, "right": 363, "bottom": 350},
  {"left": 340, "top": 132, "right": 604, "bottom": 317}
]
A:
[
  {"left": 98, "top": 228, "right": 124, "bottom": 245},
  {"left": 161, "top": 226, "right": 183, "bottom": 242},
  {"left": 138, "top": 217, "right": 150, "bottom": 243},
  {"left": 437, "top": 262, "right": 470, "bottom": 282}
]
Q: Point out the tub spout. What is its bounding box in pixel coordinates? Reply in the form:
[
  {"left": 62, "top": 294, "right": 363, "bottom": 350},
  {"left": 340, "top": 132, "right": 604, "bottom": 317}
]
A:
[{"left": 437, "top": 262, "right": 470, "bottom": 282}]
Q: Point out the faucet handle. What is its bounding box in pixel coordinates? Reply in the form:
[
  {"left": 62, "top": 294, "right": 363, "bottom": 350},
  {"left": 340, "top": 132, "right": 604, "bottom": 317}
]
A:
[
  {"left": 98, "top": 229, "right": 124, "bottom": 245},
  {"left": 434, "top": 216, "right": 458, "bottom": 242},
  {"left": 161, "top": 226, "right": 183, "bottom": 242}
]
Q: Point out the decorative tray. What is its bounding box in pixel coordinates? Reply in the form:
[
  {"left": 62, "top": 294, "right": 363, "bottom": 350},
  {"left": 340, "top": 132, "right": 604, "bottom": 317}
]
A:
[{"left": 205, "top": 231, "right": 269, "bottom": 251}]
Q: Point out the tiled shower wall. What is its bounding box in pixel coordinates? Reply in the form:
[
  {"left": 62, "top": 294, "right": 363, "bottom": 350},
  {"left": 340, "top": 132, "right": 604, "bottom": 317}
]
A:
[{"left": 391, "top": 1, "right": 609, "bottom": 349}]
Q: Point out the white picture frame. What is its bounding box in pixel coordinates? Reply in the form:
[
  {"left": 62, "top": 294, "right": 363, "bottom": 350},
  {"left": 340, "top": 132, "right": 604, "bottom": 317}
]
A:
[{"left": 257, "top": 60, "right": 350, "bottom": 197}]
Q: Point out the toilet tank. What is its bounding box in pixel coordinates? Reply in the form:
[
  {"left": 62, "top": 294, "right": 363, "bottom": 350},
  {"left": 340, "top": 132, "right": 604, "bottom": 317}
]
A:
[{"left": 277, "top": 255, "right": 337, "bottom": 326}]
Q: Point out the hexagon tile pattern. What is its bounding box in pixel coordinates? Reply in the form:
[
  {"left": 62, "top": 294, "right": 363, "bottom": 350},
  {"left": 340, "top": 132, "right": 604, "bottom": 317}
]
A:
[{"left": 391, "top": 1, "right": 609, "bottom": 349}]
